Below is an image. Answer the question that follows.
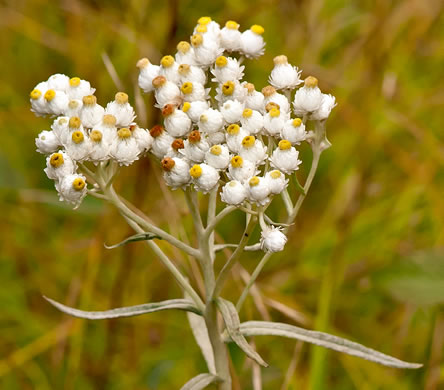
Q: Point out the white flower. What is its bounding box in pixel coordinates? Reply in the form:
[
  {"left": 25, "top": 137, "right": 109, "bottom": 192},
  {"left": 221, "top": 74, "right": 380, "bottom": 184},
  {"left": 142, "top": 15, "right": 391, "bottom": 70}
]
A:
[
  {"left": 51, "top": 116, "right": 69, "bottom": 141},
  {"left": 240, "top": 108, "right": 264, "bottom": 135},
  {"left": 244, "top": 83, "right": 265, "bottom": 112},
  {"left": 109, "top": 127, "right": 140, "bottom": 166},
  {"left": 240, "top": 25, "right": 265, "bottom": 59},
  {"left": 153, "top": 76, "right": 181, "bottom": 108},
  {"left": 293, "top": 76, "right": 323, "bottom": 115},
  {"left": 260, "top": 226, "right": 287, "bottom": 252},
  {"left": 310, "top": 93, "right": 337, "bottom": 120},
  {"left": 80, "top": 95, "right": 105, "bottom": 128},
  {"left": 97, "top": 114, "right": 119, "bottom": 145},
  {"left": 228, "top": 155, "right": 257, "bottom": 183},
  {"left": 63, "top": 99, "right": 83, "bottom": 117},
  {"left": 161, "top": 157, "right": 191, "bottom": 189},
  {"left": 211, "top": 56, "right": 244, "bottom": 83},
  {"left": 64, "top": 128, "right": 92, "bottom": 161},
  {"left": 269, "top": 55, "right": 302, "bottom": 90},
  {"left": 281, "top": 118, "right": 307, "bottom": 144},
  {"left": 182, "top": 101, "right": 209, "bottom": 123},
  {"left": 29, "top": 82, "right": 50, "bottom": 116},
  {"left": 181, "top": 131, "right": 210, "bottom": 162},
  {"left": 175, "top": 41, "right": 196, "bottom": 65},
  {"left": 204, "top": 144, "right": 230, "bottom": 170},
  {"left": 220, "top": 21, "right": 242, "bottom": 52},
  {"left": 262, "top": 85, "right": 290, "bottom": 114},
  {"left": 47, "top": 73, "right": 70, "bottom": 91},
  {"left": 239, "top": 136, "right": 267, "bottom": 165},
  {"left": 181, "top": 81, "right": 208, "bottom": 102},
  {"left": 225, "top": 124, "right": 249, "bottom": 153},
  {"left": 190, "top": 33, "right": 223, "bottom": 67},
  {"left": 162, "top": 104, "right": 192, "bottom": 137},
  {"left": 165, "top": 138, "right": 187, "bottom": 159},
  {"left": 131, "top": 125, "right": 153, "bottom": 153},
  {"left": 265, "top": 170, "right": 288, "bottom": 194},
  {"left": 207, "top": 131, "right": 226, "bottom": 146},
  {"left": 56, "top": 174, "right": 87, "bottom": 208},
  {"left": 105, "top": 92, "right": 136, "bottom": 127},
  {"left": 189, "top": 163, "right": 220, "bottom": 193},
  {"left": 59, "top": 116, "right": 84, "bottom": 146},
  {"left": 221, "top": 180, "right": 247, "bottom": 205},
  {"left": 44, "top": 151, "right": 77, "bottom": 181},
  {"left": 149, "top": 125, "right": 175, "bottom": 159},
  {"left": 246, "top": 176, "right": 270, "bottom": 205},
  {"left": 137, "top": 58, "right": 160, "bottom": 93},
  {"left": 216, "top": 80, "right": 247, "bottom": 104},
  {"left": 220, "top": 99, "right": 244, "bottom": 123},
  {"left": 35, "top": 130, "right": 60, "bottom": 154},
  {"left": 45, "top": 89, "right": 69, "bottom": 116},
  {"left": 198, "top": 108, "right": 224, "bottom": 134},
  {"left": 88, "top": 129, "right": 111, "bottom": 162},
  {"left": 159, "top": 55, "right": 180, "bottom": 85},
  {"left": 178, "top": 64, "right": 206, "bottom": 85},
  {"left": 263, "top": 107, "right": 287, "bottom": 136},
  {"left": 270, "top": 140, "right": 302, "bottom": 174},
  {"left": 66, "top": 77, "right": 95, "bottom": 100},
  {"left": 196, "top": 17, "right": 221, "bottom": 38}
]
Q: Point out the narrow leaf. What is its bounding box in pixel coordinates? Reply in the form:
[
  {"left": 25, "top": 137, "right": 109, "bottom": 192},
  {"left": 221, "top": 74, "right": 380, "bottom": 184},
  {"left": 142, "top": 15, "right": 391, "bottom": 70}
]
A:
[
  {"left": 180, "top": 373, "right": 220, "bottom": 390},
  {"left": 293, "top": 174, "right": 306, "bottom": 195},
  {"left": 104, "top": 232, "right": 161, "bottom": 249},
  {"left": 217, "top": 299, "right": 268, "bottom": 367},
  {"left": 187, "top": 312, "right": 216, "bottom": 374},
  {"left": 234, "top": 321, "right": 421, "bottom": 369},
  {"left": 44, "top": 296, "right": 201, "bottom": 319}
]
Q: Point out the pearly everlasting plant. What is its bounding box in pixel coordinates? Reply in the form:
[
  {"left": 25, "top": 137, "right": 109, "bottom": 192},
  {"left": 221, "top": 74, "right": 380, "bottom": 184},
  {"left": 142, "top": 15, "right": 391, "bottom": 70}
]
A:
[{"left": 31, "top": 16, "right": 420, "bottom": 389}]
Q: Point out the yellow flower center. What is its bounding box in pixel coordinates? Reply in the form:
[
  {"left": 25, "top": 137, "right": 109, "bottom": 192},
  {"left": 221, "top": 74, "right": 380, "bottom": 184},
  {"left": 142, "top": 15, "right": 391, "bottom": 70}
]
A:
[
  {"left": 118, "top": 128, "right": 131, "bottom": 139},
  {"left": 273, "top": 55, "right": 288, "bottom": 65},
  {"left": 304, "top": 76, "right": 318, "bottom": 88},
  {"left": 265, "top": 102, "right": 280, "bottom": 112},
  {"left": 210, "top": 145, "right": 222, "bottom": 156},
  {"left": 161, "top": 55, "right": 175, "bottom": 68},
  {"left": 178, "top": 64, "right": 190, "bottom": 75},
  {"left": 136, "top": 58, "right": 149, "bottom": 69},
  {"left": 177, "top": 41, "right": 190, "bottom": 53},
  {"left": 115, "top": 92, "right": 129, "bottom": 104},
  {"left": 191, "top": 34, "right": 203, "bottom": 47},
  {"left": 199, "top": 114, "right": 208, "bottom": 123},
  {"left": 190, "top": 164, "right": 203, "bottom": 178},
  {"left": 222, "top": 81, "right": 235, "bottom": 96},
  {"left": 103, "top": 114, "right": 117, "bottom": 126},
  {"left": 69, "top": 116, "right": 81, "bottom": 129},
  {"left": 90, "top": 130, "right": 103, "bottom": 142},
  {"left": 198, "top": 16, "right": 211, "bottom": 25},
  {"left": 72, "top": 177, "right": 86, "bottom": 191},
  {"left": 245, "top": 83, "right": 255, "bottom": 93},
  {"left": 225, "top": 20, "right": 239, "bottom": 30},
  {"left": 58, "top": 118, "right": 67, "bottom": 125},
  {"left": 44, "top": 89, "right": 56, "bottom": 102},
  {"left": 270, "top": 170, "right": 281, "bottom": 179},
  {"left": 249, "top": 176, "right": 260, "bottom": 186},
  {"left": 278, "top": 140, "right": 292, "bottom": 150},
  {"left": 50, "top": 153, "right": 64, "bottom": 168},
  {"left": 269, "top": 108, "right": 280, "bottom": 118},
  {"left": 68, "top": 100, "right": 80, "bottom": 109},
  {"left": 242, "top": 136, "right": 255, "bottom": 148},
  {"left": 196, "top": 25, "right": 207, "bottom": 33},
  {"left": 242, "top": 108, "right": 253, "bottom": 118},
  {"left": 181, "top": 82, "right": 193, "bottom": 94},
  {"left": 292, "top": 118, "right": 302, "bottom": 127},
  {"left": 72, "top": 131, "right": 84, "bottom": 144},
  {"left": 250, "top": 24, "right": 264, "bottom": 35},
  {"left": 227, "top": 124, "right": 240, "bottom": 135},
  {"left": 82, "top": 95, "right": 97, "bottom": 106},
  {"left": 215, "top": 56, "right": 228, "bottom": 67},
  {"left": 231, "top": 155, "right": 243, "bottom": 168},
  {"left": 69, "top": 77, "right": 81, "bottom": 87},
  {"left": 182, "top": 102, "right": 191, "bottom": 112},
  {"left": 30, "top": 89, "right": 41, "bottom": 100}
]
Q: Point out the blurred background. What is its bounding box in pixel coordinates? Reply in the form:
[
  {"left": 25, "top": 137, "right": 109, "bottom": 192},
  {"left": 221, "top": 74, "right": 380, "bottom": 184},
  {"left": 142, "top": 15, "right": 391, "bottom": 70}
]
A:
[{"left": 1, "top": 0, "right": 444, "bottom": 389}]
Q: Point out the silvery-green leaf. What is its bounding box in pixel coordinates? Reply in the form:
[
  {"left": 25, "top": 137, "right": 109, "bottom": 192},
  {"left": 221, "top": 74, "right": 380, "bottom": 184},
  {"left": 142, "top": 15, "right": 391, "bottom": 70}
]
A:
[
  {"left": 104, "top": 232, "right": 161, "bottom": 249},
  {"left": 233, "top": 321, "right": 421, "bottom": 369},
  {"left": 44, "top": 296, "right": 201, "bottom": 319},
  {"left": 217, "top": 298, "right": 268, "bottom": 367},
  {"left": 180, "top": 373, "right": 220, "bottom": 390}
]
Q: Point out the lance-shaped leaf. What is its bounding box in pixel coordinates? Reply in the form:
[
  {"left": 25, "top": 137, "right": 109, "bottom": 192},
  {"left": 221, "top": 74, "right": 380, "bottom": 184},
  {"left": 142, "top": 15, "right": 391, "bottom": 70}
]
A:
[
  {"left": 231, "top": 321, "right": 421, "bottom": 369},
  {"left": 217, "top": 298, "right": 268, "bottom": 367},
  {"left": 180, "top": 373, "right": 220, "bottom": 390},
  {"left": 44, "top": 296, "right": 201, "bottom": 319},
  {"left": 104, "top": 232, "right": 161, "bottom": 249}
]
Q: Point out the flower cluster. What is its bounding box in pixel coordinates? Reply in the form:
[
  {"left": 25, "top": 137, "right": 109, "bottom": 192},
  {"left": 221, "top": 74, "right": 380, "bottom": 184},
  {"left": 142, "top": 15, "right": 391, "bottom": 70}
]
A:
[{"left": 31, "top": 16, "right": 336, "bottom": 250}]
